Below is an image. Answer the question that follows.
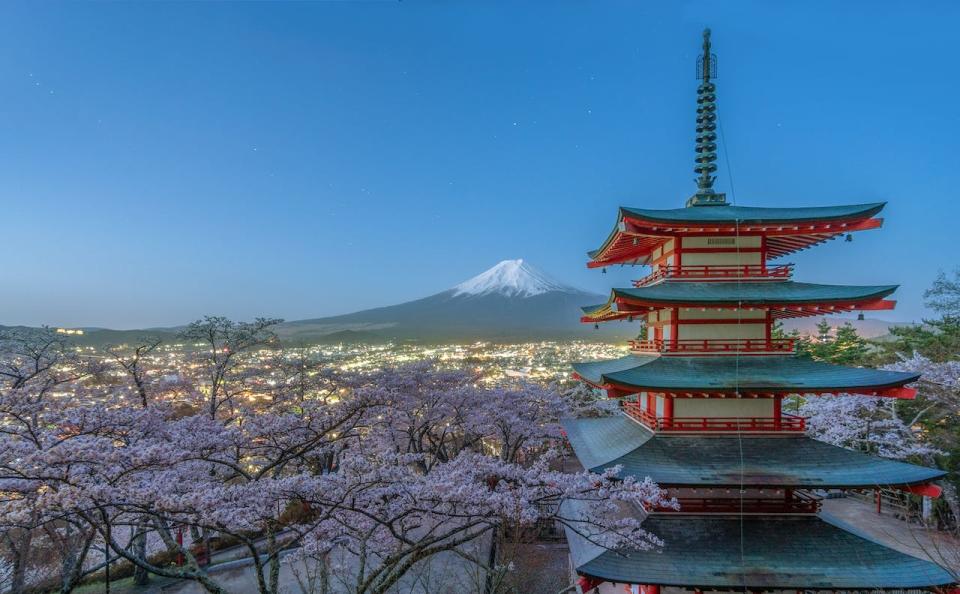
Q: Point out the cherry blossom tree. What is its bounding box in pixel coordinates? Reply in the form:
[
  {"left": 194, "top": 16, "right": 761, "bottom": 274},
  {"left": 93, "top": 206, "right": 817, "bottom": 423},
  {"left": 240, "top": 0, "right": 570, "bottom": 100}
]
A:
[
  {"left": 800, "top": 353, "right": 960, "bottom": 521},
  {"left": 280, "top": 363, "right": 670, "bottom": 594},
  {"left": 285, "top": 451, "right": 667, "bottom": 594},
  {"left": 799, "top": 393, "right": 938, "bottom": 460},
  {"left": 1, "top": 331, "right": 671, "bottom": 594},
  {"left": 178, "top": 316, "right": 282, "bottom": 418},
  {"left": 0, "top": 327, "right": 100, "bottom": 594},
  {"left": 801, "top": 354, "right": 957, "bottom": 461}
]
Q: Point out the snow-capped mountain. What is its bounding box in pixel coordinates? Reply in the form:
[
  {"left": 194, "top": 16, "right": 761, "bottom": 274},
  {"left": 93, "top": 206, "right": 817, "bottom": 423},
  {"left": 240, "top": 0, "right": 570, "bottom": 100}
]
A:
[
  {"left": 452, "top": 259, "right": 575, "bottom": 298},
  {"left": 277, "top": 260, "right": 621, "bottom": 342},
  {"left": 39, "top": 260, "right": 629, "bottom": 345}
]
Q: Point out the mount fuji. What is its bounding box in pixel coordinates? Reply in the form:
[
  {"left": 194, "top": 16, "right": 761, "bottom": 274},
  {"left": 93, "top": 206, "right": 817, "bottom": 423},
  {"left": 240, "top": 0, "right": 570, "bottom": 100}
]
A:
[{"left": 276, "top": 259, "right": 620, "bottom": 342}]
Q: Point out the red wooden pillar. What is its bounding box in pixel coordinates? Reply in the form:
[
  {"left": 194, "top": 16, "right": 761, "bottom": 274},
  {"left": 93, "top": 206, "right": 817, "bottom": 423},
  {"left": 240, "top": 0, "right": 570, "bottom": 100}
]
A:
[
  {"left": 764, "top": 308, "right": 772, "bottom": 347},
  {"left": 876, "top": 488, "right": 882, "bottom": 514},
  {"left": 662, "top": 394, "right": 674, "bottom": 422},
  {"left": 670, "top": 308, "right": 679, "bottom": 347},
  {"left": 773, "top": 395, "right": 782, "bottom": 431}
]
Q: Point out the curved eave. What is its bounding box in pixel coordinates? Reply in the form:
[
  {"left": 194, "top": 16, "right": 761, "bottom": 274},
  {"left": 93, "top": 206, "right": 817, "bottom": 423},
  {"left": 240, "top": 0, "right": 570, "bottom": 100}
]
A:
[
  {"left": 621, "top": 202, "right": 886, "bottom": 225},
  {"left": 581, "top": 282, "right": 898, "bottom": 322},
  {"left": 567, "top": 513, "right": 954, "bottom": 590},
  {"left": 572, "top": 355, "right": 920, "bottom": 398},
  {"left": 587, "top": 202, "right": 886, "bottom": 268}
]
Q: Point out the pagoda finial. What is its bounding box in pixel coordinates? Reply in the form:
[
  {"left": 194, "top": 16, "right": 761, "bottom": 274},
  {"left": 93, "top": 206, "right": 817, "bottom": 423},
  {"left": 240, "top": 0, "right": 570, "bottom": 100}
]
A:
[{"left": 687, "top": 27, "right": 728, "bottom": 207}]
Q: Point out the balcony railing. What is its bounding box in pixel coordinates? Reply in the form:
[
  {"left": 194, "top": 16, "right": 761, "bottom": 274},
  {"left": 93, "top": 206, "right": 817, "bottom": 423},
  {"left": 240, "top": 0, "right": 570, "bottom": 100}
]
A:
[
  {"left": 628, "top": 338, "right": 796, "bottom": 355},
  {"left": 623, "top": 401, "right": 806, "bottom": 433},
  {"left": 658, "top": 493, "right": 820, "bottom": 515},
  {"left": 634, "top": 264, "right": 793, "bottom": 287}
]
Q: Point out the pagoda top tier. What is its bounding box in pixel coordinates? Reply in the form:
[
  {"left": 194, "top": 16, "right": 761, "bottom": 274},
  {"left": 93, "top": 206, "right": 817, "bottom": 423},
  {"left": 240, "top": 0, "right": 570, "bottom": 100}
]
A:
[{"left": 587, "top": 202, "right": 885, "bottom": 268}]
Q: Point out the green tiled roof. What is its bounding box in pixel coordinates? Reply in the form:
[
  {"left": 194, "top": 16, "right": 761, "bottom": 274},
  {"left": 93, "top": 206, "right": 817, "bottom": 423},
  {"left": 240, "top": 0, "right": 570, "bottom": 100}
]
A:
[
  {"left": 566, "top": 512, "right": 953, "bottom": 589},
  {"left": 583, "top": 281, "right": 897, "bottom": 313},
  {"left": 562, "top": 415, "right": 945, "bottom": 487},
  {"left": 619, "top": 202, "right": 886, "bottom": 225},
  {"left": 573, "top": 355, "right": 919, "bottom": 392}
]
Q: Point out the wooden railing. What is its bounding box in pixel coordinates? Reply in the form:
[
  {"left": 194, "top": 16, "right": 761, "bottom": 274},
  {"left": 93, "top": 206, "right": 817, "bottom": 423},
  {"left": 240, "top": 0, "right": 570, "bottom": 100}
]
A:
[
  {"left": 634, "top": 264, "right": 793, "bottom": 287},
  {"left": 629, "top": 338, "right": 796, "bottom": 355},
  {"left": 623, "top": 401, "right": 806, "bottom": 433},
  {"left": 659, "top": 493, "right": 820, "bottom": 514}
]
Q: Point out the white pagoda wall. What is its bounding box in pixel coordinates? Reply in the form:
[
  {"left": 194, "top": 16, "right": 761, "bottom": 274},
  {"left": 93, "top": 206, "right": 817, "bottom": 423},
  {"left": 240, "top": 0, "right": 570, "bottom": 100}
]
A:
[
  {"left": 677, "top": 323, "right": 766, "bottom": 340},
  {"left": 673, "top": 398, "right": 774, "bottom": 418}
]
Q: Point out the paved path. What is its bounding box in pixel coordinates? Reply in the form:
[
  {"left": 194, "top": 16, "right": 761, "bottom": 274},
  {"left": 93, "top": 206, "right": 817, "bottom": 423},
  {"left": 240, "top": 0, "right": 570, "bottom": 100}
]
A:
[{"left": 822, "top": 496, "right": 960, "bottom": 573}]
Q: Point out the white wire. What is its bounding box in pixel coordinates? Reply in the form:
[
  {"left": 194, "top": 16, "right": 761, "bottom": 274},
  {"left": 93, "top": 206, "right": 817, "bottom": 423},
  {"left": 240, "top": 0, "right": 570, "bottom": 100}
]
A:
[{"left": 717, "top": 108, "right": 748, "bottom": 592}]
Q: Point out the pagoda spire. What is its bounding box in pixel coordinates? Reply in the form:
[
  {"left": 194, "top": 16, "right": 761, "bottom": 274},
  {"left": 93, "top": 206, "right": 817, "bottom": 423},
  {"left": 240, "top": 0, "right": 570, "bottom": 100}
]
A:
[{"left": 687, "top": 28, "right": 728, "bottom": 207}]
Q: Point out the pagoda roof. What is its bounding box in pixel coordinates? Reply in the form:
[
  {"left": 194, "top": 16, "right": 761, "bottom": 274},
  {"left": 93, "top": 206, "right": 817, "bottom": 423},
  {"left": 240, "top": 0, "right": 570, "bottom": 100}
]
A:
[
  {"left": 581, "top": 281, "right": 897, "bottom": 321},
  {"left": 561, "top": 415, "right": 945, "bottom": 488},
  {"left": 565, "top": 512, "right": 954, "bottom": 589},
  {"left": 572, "top": 354, "right": 918, "bottom": 396},
  {"left": 620, "top": 202, "right": 885, "bottom": 225},
  {"left": 589, "top": 202, "right": 885, "bottom": 267}
]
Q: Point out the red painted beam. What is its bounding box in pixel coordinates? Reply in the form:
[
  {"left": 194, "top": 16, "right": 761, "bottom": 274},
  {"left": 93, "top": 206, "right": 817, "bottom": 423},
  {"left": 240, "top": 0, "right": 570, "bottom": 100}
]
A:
[
  {"left": 577, "top": 575, "right": 604, "bottom": 593},
  {"left": 599, "top": 383, "right": 917, "bottom": 399},
  {"left": 897, "top": 483, "right": 942, "bottom": 498},
  {"left": 621, "top": 216, "right": 882, "bottom": 237},
  {"left": 876, "top": 386, "right": 917, "bottom": 399},
  {"left": 858, "top": 299, "right": 897, "bottom": 310},
  {"left": 589, "top": 216, "right": 883, "bottom": 267}
]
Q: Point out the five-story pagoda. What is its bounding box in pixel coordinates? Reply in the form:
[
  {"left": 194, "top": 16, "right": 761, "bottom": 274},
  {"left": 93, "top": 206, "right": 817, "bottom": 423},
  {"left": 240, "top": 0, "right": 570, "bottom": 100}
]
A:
[{"left": 563, "top": 29, "right": 954, "bottom": 594}]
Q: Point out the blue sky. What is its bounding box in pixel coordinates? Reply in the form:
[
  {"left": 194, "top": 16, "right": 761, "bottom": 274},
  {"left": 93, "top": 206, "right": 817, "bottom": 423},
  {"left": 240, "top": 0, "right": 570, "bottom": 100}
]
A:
[{"left": 1, "top": 1, "right": 956, "bottom": 328}]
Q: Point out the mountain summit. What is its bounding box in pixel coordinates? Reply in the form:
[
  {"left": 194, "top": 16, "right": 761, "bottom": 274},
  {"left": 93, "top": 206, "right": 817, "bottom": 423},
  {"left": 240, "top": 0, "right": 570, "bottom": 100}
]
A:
[
  {"left": 452, "top": 259, "right": 574, "bottom": 298},
  {"left": 274, "top": 259, "right": 621, "bottom": 342},
  {"left": 40, "top": 259, "right": 626, "bottom": 344}
]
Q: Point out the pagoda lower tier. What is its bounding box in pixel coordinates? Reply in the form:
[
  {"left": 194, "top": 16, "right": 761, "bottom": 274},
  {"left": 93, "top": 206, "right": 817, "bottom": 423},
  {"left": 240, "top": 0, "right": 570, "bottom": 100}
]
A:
[
  {"left": 564, "top": 512, "right": 955, "bottom": 591},
  {"left": 561, "top": 414, "right": 951, "bottom": 592},
  {"left": 563, "top": 415, "right": 945, "bottom": 490}
]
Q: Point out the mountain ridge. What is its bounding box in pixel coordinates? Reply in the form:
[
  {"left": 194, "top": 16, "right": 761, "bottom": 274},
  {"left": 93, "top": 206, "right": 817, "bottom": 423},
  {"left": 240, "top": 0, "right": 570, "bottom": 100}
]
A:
[
  {"left": 12, "top": 260, "right": 624, "bottom": 344},
  {"left": 278, "top": 259, "right": 619, "bottom": 342},
  {"left": 4, "top": 261, "right": 913, "bottom": 345}
]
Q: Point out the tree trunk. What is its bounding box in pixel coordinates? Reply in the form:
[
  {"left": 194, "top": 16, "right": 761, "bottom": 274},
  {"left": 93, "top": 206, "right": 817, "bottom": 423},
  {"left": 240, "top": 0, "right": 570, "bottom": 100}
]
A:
[
  {"left": 268, "top": 529, "right": 281, "bottom": 594},
  {"left": 319, "top": 552, "right": 330, "bottom": 594},
  {"left": 10, "top": 529, "right": 33, "bottom": 594},
  {"left": 196, "top": 573, "right": 232, "bottom": 594},
  {"left": 132, "top": 529, "right": 150, "bottom": 585},
  {"left": 483, "top": 527, "right": 499, "bottom": 594}
]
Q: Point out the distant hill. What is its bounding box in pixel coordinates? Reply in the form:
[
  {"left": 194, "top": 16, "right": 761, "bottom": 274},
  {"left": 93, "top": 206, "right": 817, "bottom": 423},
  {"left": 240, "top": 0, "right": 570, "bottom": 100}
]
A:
[
  {"left": 5, "top": 260, "right": 628, "bottom": 345},
  {"left": 5, "top": 266, "right": 916, "bottom": 346},
  {"left": 780, "top": 317, "right": 915, "bottom": 339},
  {"left": 0, "top": 324, "right": 180, "bottom": 347}
]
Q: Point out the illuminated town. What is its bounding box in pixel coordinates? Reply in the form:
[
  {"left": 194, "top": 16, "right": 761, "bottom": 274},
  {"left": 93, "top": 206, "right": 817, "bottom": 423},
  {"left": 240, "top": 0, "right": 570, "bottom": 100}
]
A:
[
  {"left": 2, "top": 4, "right": 958, "bottom": 594},
  {"left": 82, "top": 340, "right": 628, "bottom": 393}
]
